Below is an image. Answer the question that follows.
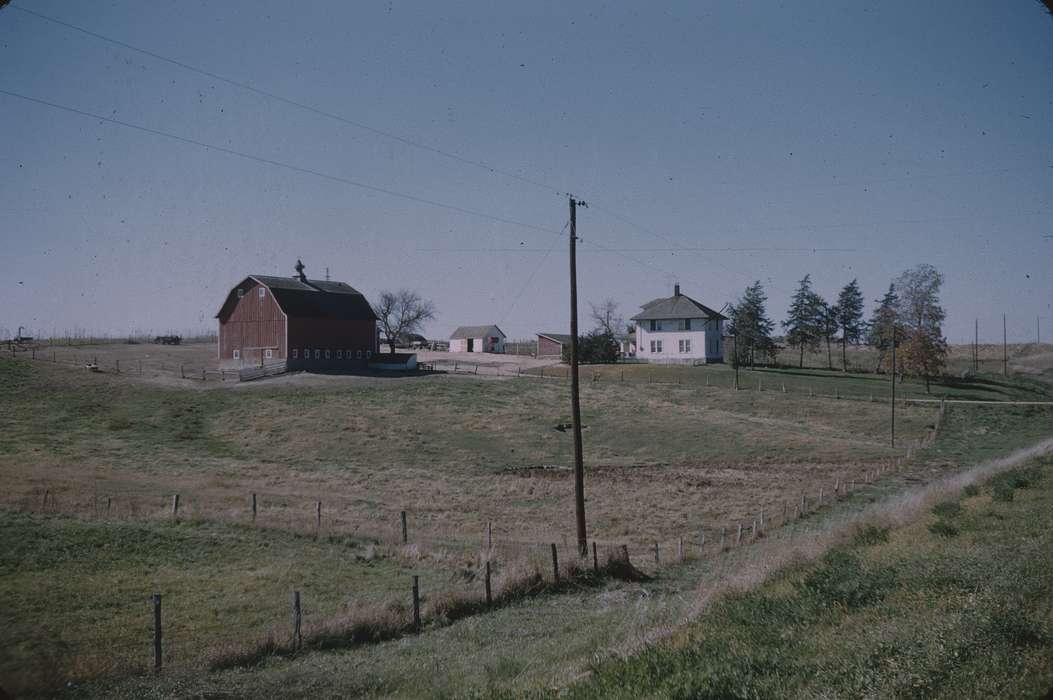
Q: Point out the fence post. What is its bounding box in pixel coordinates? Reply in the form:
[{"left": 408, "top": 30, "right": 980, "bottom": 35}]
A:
[
  {"left": 180, "top": 364, "right": 184, "bottom": 379},
  {"left": 736, "top": 523, "right": 742, "bottom": 546},
  {"left": 412, "top": 576, "right": 421, "bottom": 630},
  {"left": 550, "top": 543, "right": 560, "bottom": 584},
  {"left": 201, "top": 369, "right": 206, "bottom": 381},
  {"left": 316, "top": 501, "right": 322, "bottom": 531},
  {"left": 401, "top": 510, "right": 408, "bottom": 544},
  {"left": 653, "top": 542, "right": 660, "bottom": 565},
  {"left": 678, "top": 537, "right": 684, "bottom": 561},
  {"left": 292, "top": 591, "right": 302, "bottom": 649},
  {"left": 485, "top": 561, "right": 492, "bottom": 605},
  {"left": 152, "top": 593, "right": 162, "bottom": 673},
  {"left": 720, "top": 527, "right": 726, "bottom": 550},
  {"left": 621, "top": 544, "right": 630, "bottom": 564},
  {"left": 171, "top": 494, "right": 179, "bottom": 519},
  {"left": 116, "top": 359, "right": 120, "bottom": 373},
  {"left": 41, "top": 489, "right": 49, "bottom": 510},
  {"left": 759, "top": 510, "right": 764, "bottom": 532},
  {"left": 699, "top": 528, "right": 705, "bottom": 551},
  {"left": 592, "top": 541, "right": 599, "bottom": 573},
  {"left": 487, "top": 520, "right": 492, "bottom": 550},
  {"left": 819, "top": 487, "right": 824, "bottom": 506},
  {"left": 751, "top": 520, "right": 757, "bottom": 540},
  {"left": 251, "top": 493, "right": 257, "bottom": 523},
  {"left": 106, "top": 496, "right": 112, "bottom": 514}
]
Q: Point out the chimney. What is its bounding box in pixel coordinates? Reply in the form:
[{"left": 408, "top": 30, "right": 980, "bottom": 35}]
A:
[
  {"left": 674, "top": 283, "right": 681, "bottom": 297},
  {"left": 294, "top": 258, "right": 307, "bottom": 283}
]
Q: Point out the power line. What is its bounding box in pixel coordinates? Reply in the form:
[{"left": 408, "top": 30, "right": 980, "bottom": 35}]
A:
[
  {"left": 498, "top": 221, "right": 568, "bottom": 328},
  {"left": 10, "top": 4, "right": 571, "bottom": 199},
  {"left": 0, "top": 88, "right": 561, "bottom": 237}
]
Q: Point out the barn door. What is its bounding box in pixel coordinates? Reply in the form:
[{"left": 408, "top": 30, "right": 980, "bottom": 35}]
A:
[{"left": 468, "top": 338, "right": 474, "bottom": 352}]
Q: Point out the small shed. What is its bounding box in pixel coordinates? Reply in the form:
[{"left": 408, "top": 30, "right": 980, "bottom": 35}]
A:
[
  {"left": 449, "top": 325, "right": 506, "bottom": 353},
  {"left": 536, "top": 332, "right": 572, "bottom": 359}
]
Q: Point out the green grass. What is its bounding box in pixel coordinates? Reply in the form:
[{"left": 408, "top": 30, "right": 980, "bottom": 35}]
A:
[{"left": 550, "top": 455, "right": 1053, "bottom": 700}]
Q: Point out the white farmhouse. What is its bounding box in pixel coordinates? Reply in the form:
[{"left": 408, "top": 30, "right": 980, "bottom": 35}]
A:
[
  {"left": 449, "top": 324, "right": 506, "bottom": 353},
  {"left": 630, "top": 285, "right": 726, "bottom": 364}
]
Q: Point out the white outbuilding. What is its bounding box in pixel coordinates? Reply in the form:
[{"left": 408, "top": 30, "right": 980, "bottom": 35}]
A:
[
  {"left": 630, "top": 284, "right": 726, "bottom": 364},
  {"left": 449, "top": 324, "right": 506, "bottom": 353}
]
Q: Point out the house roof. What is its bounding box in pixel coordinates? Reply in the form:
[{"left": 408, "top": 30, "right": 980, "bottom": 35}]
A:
[
  {"left": 217, "top": 275, "right": 377, "bottom": 322},
  {"left": 450, "top": 324, "right": 505, "bottom": 339},
  {"left": 537, "top": 332, "right": 572, "bottom": 345},
  {"left": 630, "top": 293, "right": 728, "bottom": 321}
]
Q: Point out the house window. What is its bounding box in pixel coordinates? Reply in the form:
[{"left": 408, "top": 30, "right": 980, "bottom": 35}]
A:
[
  {"left": 356, "top": 350, "right": 363, "bottom": 359},
  {"left": 233, "top": 349, "right": 240, "bottom": 360},
  {"left": 678, "top": 339, "right": 685, "bottom": 353},
  {"left": 685, "top": 319, "right": 691, "bottom": 331},
  {"left": 325, "top": 349, "right": 331, "bottom": 360},
  {"left": 237, "top": 288, "right": 244, "bottom": 298},
  {"left": 336, "top": 350, "right": 342, "bottom": 359},
  {"left": 679, "top": 339, "right": 691, "bottom": 353},
  {"left": 314, "top": 349, "right": 321, "bottom": 359},
  {"left": 650, "top": 320, "right": 658, "bottom": 332},
  {"left": 649, "top": 340, "right": 656, "bottom": 353},
  {"left": 656, "top": 340, "right": 663, "bottom": 353},
  {"left": 292, "top": 349, "right": 298, "bottom": 359},
  {"left": 265, "top": 349, "right": 273, "bottom": 359},
  {"left": 258, "top": 287, "right": 266, "bottom": 299}
]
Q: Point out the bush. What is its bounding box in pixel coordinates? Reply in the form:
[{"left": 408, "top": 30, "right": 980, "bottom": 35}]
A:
[
  {"left": 799, "top": 550, "right": 897, "bottom": 609},
  {"left": 928, "top": 520, "right": 959, "bottom": 538},
  {"left": 986, "top": 605, "right": 1053, "bottom": 647},
  {"left": 853, "top": 525, "right": 890, "bottom": 546},
  {"left": 962, "top": 484, "right": 980, "bottom": 497},
  {"left": 991, "top": 482, "right": 1015, "bottom": 503},
  {"left": 931, "top": 501, "right": 962, "bottom": 518}
]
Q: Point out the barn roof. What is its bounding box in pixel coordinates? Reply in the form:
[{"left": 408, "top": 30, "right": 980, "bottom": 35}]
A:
[
  {"left": 537, "top": 332, "right": 572, "bottom": 345},
  {"left": 216, "top": 275, "right": 377, "bottom": 321},
  {"left": 630, "top": 291, "right": 727, "bottom": 321},
  {"left": 450, "top": 324, "right": 505, "bottom": 339}
]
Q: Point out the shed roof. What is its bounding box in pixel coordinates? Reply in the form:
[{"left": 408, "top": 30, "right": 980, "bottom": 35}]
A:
[
  {"left": 537, "top": 332, "right": 573, "bottom": 345},
  {"left": 217, "top": 275, "right": 377, "bottom": 322},
  {"left": 630, "top": 292, "right": 727, "bottom": 321},
  {"left": 450, "top": 324, "right": 505, "bottom": 339}
]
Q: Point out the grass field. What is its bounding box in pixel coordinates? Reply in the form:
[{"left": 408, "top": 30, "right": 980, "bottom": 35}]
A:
[{"left": 2, "top": 347, "right": 1052, "bottom": 697}]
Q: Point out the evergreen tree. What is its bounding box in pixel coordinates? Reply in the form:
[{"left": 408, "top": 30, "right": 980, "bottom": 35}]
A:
[
  {"left": 834, "top": 279, "right": 865, "bottom": 372},
  {"left": 727, "top": 281, "right": 775, "bottom": 368},
  {"left": 783, "top": 274, "right": 825, "bottom": 368},
  {"left": 867, "top": 283, "right": 900, "bottom": 373}
]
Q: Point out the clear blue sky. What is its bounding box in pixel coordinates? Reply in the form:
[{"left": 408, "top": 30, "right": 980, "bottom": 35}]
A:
[{"left": 2, "top": 1, "right": 1051, "bottom": 343}]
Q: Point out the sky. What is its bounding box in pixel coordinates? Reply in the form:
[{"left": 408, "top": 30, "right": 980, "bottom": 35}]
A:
[{"left": 1, "top": 0, "right": 1051, "bottom": 343}]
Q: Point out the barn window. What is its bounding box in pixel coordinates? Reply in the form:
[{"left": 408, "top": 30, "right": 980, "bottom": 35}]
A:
[
  {"left": 233, "top": 349, "right": 240, "bottom": 360},
  {"left": 237, "top": 288, "right": 244, "bottom": 298},
  {"left": 356, "top": 350, "right": 362, "bottom": 359},
  {"left": 314, "top": 349, "right": 321, "bottom": 359},
  {"left": 346, "top": 349, "right": 352, "bottom": 359},
  {"left": 304, "top": 348, "right": 310, "bottom": 360},
  {"left": 292, "top": 349, "right": 298, "bottom": 359},
  {"left": 265, "top": 349, "right": 273, "bottom": 359},
  {"left": 336, "top": 350, "right": 342, "bottom": 359},
  {"left": 366, "top": 350, "right": 372, "bottom": 359},
  {"left": 325, "top": 349, "right": 331, "bottom": 360},
  {"left": 258, "top": 287, "right": 266, "bottom": 299}
]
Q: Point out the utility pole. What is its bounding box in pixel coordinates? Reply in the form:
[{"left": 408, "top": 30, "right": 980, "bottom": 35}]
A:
[
  {"left": 974, "top": 318, "right": 978, "bottom": 373},
  {"left": 568, "top": 196, "right": 588, "bottom": 557},
  {"left": 732, "top": 333, "right": 740, "bottom": 390},
  {"left": 1038, "top": 316, "right": 1041, "bottom": 345},
  {"left": 1003, "top": 313, "right": 1008, "bottom": 376},
  {"left": 890, "top": 325, "right": 896, "bottom": 448}
]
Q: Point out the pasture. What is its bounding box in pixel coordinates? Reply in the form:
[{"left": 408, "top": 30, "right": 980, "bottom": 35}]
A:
[{"left": 2, "top": 345, "right": 1052, "bottom": 697}]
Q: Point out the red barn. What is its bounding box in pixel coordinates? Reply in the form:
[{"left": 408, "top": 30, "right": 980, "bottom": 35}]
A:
[{"left": 216, "top": 265, "right": 378, "bottom": 370}]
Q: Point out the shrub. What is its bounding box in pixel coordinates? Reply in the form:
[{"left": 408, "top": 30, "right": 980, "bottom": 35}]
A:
[
  {"left": 962, "top": 484, "right": 979, "bottom": 497},
  {"left": 931, "top": 501, "right": 962, "bottom": 518},
  {"left": 991, "top": 482, "right": 1015, "bottom": 503},
  {"left": 986, "top": 605, "right": 1053, "bottom": 647},
  {"left": 799, "top": 550, "right": 897, "bottom": 609},
  {"left": 853, "top": 524, "right": 890, "bottom": 546},
  {"left": 928, "top": 520, "right": 959, "bottom": 538}
]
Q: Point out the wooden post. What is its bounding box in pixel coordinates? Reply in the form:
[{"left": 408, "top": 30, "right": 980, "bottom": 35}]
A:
[
  {"left": 759, "top": 511, "right": 764, "bottom": 531},
  {"left": 653, "top": 541, "right": 660, "bottom": 565},
  {"left": 621, "top": 544, "right": 630, "bottom": 563},
  {"left": 720, "top": 527, "right": 726, "bottom": 550},
  {"left": 678, "top": 537, "right": 684, "bottom": 561},
  {"left": 152, "top": 593, "right": 162, "bottom": 672},
  {"left": 106, "top": 496, "right": 112, "bottom": 513},
  {"left": 819, "top": 487, "right": 824, "bottom": 505},
  {"left": 316, "top": 501, "right": 322, "bottom": 531},
  {"left": 592, "top": 541, "right": 599, "bottom": 573},
  {"left": 834, "top": 479, "right": 840, "bottom": 497},
  {"left": 116, "top": 359, "right": 120, "bottom": 373},
  {"left": 180, "top": 364, "right": 185, "bottom": 379},
  {"left": 201, "top": 369, "right": 206, "bottom": 381},
  {"left": 484, "top": 561, "right": 492, "bottom": 605},
  {"left": 550, "top": 544, "right": 560, "bottom": 584},
  {"left": 171, "top": 494, "right": 179, "bottom": 519},
  {"left": 292, "top": 591, "right": 302, "bottom": 648},
  {"left": 52, "top": 349, "right": 56, "bottom": 362},
  {"left": 751, "top": 520, "right": 757, "bottom": 540},
  {"left": 487, "top": 521, "right": 492, "bottom": 550},
  {"left": 783, "top": 502, "right": 788, "bottom": 521},
  {"left": 41, "top": 489, "right": 49, "bottom": 510},
  {"left": 409, "top": 576, "right": 422, "bottom": 630},
  {"left": 801, "top": 494, "right": 807, "bottom": 513},
  {"left": 251, "top": 492, "right": 257, "bottom": 522},
  {"left": 736, "top": 523, "right": 742, "bottom": 546},
  {"left": 401, "top": 510, "right": 408, "bottom": 544}
]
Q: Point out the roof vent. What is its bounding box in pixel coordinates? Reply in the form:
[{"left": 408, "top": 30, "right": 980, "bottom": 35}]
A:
[
  {"left": 674, "top": 283, "right": 681, "bottom": 297},
  {"left": 294, "top": 258, "right": 307, "bottom": 283}
]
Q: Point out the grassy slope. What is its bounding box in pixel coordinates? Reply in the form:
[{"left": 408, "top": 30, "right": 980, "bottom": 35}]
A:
[{"left": 551, "top": 456, "right": 1053, "bottom": 700}]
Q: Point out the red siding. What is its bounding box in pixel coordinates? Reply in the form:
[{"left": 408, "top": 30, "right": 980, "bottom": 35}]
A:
[
  {"left": 537, "top": 335, "right": 564, "bottom": 358},
  {"left": 218, "top": 280, "right": 286, "bottom": 366}
]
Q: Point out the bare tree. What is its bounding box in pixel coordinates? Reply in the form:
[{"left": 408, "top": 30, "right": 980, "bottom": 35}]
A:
[
  {"left": 373, "top": 289, "right": 436, "bottom": 354},
  {"left": 589, "top": 299, "right": 623, "bottom": 338}
]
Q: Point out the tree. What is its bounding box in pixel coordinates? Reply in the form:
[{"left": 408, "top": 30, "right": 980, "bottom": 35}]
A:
[
  {"left": 782, "top": 274, "right": 825, "bottom": 368},
  {"left": 867, "top": 284, "right": 901, "bottom": 374},
  {"left": 893, "top": 264, "right": 948, "bottom": 392},
  {"left": 589, "top": 299, "right": 623, "bottom": 338},
  {"left": 372, "top": 289, "right": 436, "bottom": 355},
  {"left": 563, "top": 330, "right": 620, "bottom": 364},
  {"left": 727, "top": 281, "right": 775, "bottom": 368},
  {"left": 820, "top": 299, "right": 839, "bottom": 371},
  {"left": 834, "top": 279, "right": 865, "bottom": 372}
]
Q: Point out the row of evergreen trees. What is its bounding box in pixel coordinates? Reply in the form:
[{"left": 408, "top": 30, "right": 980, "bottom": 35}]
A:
[{"left": 726, "top": 264, "right": 949, "bottom": 388}]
